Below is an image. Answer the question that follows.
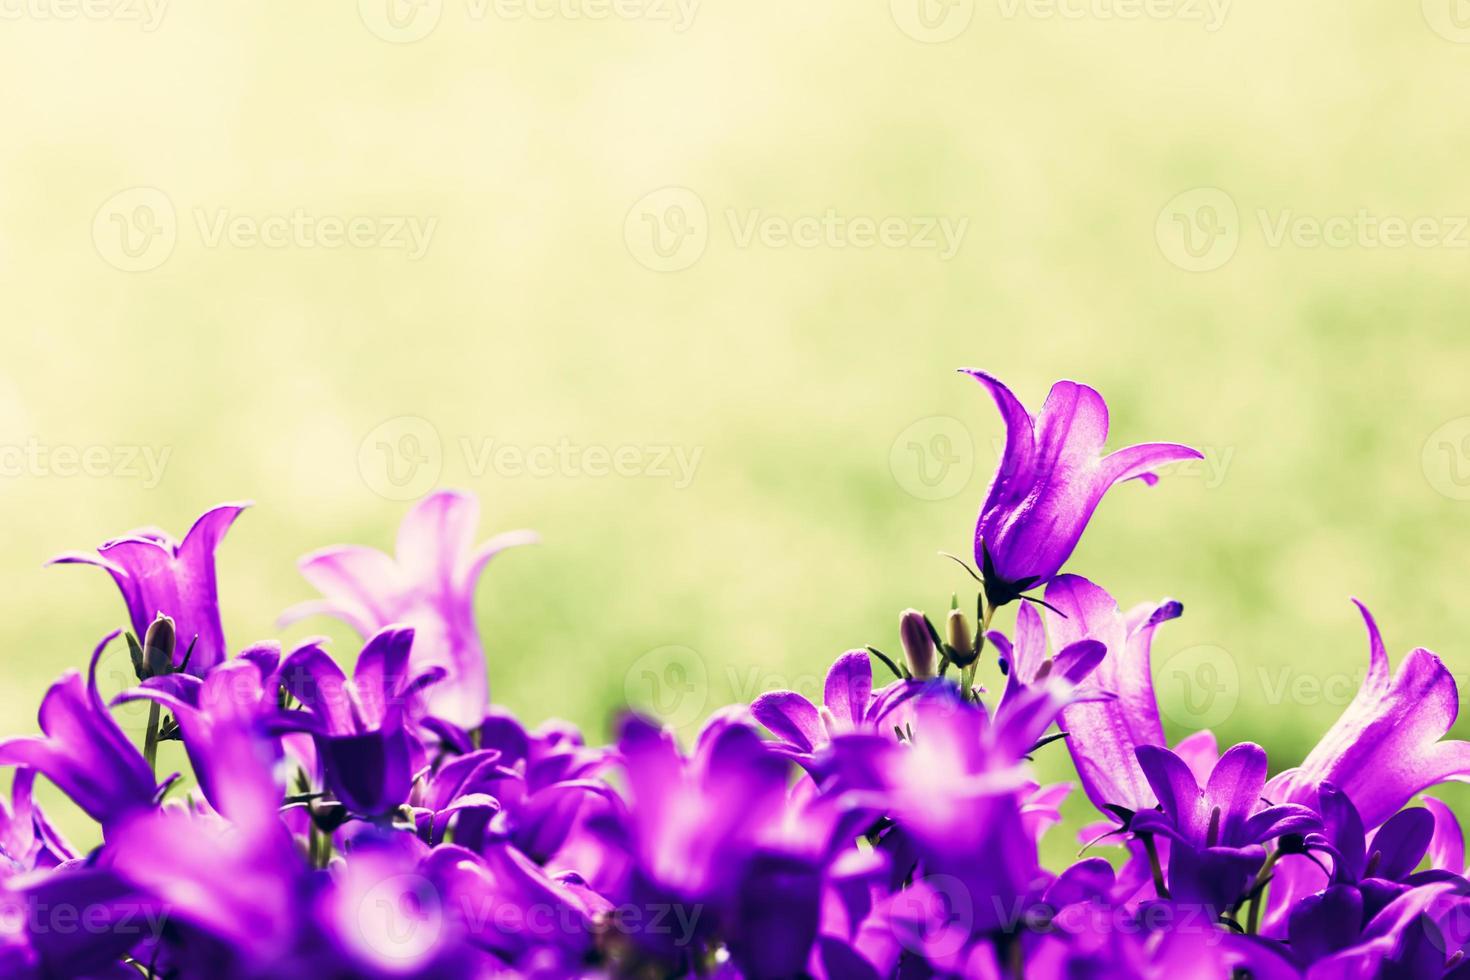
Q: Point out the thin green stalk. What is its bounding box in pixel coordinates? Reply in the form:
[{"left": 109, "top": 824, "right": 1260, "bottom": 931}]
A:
[
  {"left": 142, "top": 701, "right": 161, "bottom": 776},
  {"left": 1245, "top": 849, "right": 1282, "bottom": 934}
]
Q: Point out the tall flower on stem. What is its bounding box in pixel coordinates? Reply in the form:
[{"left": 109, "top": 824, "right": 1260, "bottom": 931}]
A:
[
  {"left": 963, "top": 371, "right": 1199, "bottom": 607},
  {"left": 280, "top": 490, "right": 536, "bottom": 730},
  {"left": 50, "top": 503, "right": 248, "bottom": 676}
]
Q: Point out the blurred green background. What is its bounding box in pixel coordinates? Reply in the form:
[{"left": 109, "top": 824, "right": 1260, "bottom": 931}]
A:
[{"left": 3, "top": 2, "right": 1470, "bottom": 853}]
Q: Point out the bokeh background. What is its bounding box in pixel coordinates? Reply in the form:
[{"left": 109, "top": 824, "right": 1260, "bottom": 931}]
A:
[{"left": 3, "top": 1, "right": 1469, "bottom": 856}]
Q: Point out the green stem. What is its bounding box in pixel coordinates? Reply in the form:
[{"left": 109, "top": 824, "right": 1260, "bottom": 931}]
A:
[
  {"left": 142, "top": 701, "right": 161, "bottom": 777},
  {"left": 1245, "top": 849, "right": 1282, "bottom": 934}
]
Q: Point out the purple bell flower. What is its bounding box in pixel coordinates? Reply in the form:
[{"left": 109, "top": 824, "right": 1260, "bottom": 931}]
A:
[
  {"left": 1036, "top": 574, "right": 1184, "bottom": 816},
  {"left": 750, "top": 650, "right": 926, "bottom": 775},
  {"left": 1131, "top": 742, "right": 1320, "bottom": 912},
  {"left": 274, "top": 626, "right": 442, "bottom": 816},
  {"left": 50, "top": 503, "right": 248, "bottom": 676},
  {"left": 279, "top": 490, "right": 537, "bottom": 731},
  {"left": 963, "top": 370, "right": 1200, "bottom": 606},
  {"left": 1266, "top": 600, "right": 1470, "bottom": 829}
]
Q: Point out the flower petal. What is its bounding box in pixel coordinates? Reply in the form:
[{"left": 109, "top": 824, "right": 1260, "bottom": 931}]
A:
[
  {"left": 750, "top": 691, "right": 822, "bottom": 755},
  {"left": 1049, "top": 575, "right": 1166, "bottom": 812},
  {"left": 1265, "top": 603, "right": 1470, "bottom": 828},
  {"left": 823, "top": 651, "right": 873, "bottom": 730}
]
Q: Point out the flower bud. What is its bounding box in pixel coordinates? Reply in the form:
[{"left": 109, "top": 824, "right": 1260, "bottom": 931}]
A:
[
  {"left": 946, "top": 608, "right": 977, "bottom": 668},
  {"left": 139, "top": 614, "right": 176, "bottom": 679},
  {"left": 899, "top": 609, "right": 938, "bottom": 679}
]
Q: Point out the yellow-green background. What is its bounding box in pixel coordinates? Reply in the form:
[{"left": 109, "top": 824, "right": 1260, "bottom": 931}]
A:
[{"left": 3, "top": 2, "right": 1469, "bottom": 854}]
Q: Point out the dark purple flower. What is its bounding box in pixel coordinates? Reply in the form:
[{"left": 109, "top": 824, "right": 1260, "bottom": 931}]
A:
[
  {"left": 1304, "top": 880, "right": 1470, "bottom": 978},
  {"left": 279, "top": 490, "right": 537, "bottom": 730},
  {"left": 1266, "top": 600, "right": 1470, "bottom": 830},
  {"left": 0, "top": 631, "right": 158, "bottom": 830},
  {"left": 963, "top": 371, "right": 1200, "bottom": 606},
  {"left": 50, "top": 503, "right": 247, "bottom": 676},
  {"left": 274, "top": 626, "right": 441, "bottom": 816},
  {"left": 1284, "top": 785, "right": 1459, "bottom": 963},
  {"left": 1131, "top": 742, "right": 1319, "bottom": 911}
]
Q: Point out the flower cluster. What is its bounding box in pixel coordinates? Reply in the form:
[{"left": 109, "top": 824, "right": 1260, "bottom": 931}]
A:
[{"left": 2, "top": 372, "right": 1468, "bottom": 978}]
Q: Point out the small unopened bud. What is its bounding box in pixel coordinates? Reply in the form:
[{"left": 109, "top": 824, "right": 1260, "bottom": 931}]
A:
[
  {"left": 898, "top": 609, "right": 938, "bottom": 679},
  {"left": 946, "top": 608, "right": 977, "bottom": 668},
  {"left": 139, "top": 615, "right": 176, "bottom": 679}
]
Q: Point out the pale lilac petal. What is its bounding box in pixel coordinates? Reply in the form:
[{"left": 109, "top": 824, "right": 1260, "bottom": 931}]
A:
[
  {"left": 394, "top": 490, "right": 480, "bottom": 594},
  {"left": 294, "top": 545, "right": 407, "bottom": 632},
  {"left": 276, "top": 598, "right": 374, "bottom": 637},
  {"left": 460, "top": 528, "right": 540, "bottom": 596}
]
